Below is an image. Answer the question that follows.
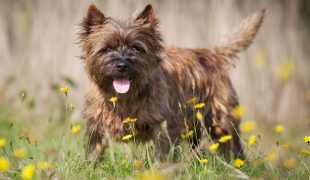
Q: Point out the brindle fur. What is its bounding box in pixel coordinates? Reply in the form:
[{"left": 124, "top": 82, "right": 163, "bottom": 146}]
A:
[{"left": 79, "top": 4, "right": 265, "bottom": 161}]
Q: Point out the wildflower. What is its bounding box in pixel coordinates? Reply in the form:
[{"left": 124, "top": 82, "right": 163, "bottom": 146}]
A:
[
  {"left": 232, "top": 105, "right": 246, "bottom": 118},
  {"left": 13, "top": 148, "right": 27, "bottom": 159},
  {"left": 71, "top": 124, "right": 81, "bottom": 134},
  {"left": 248, "top": 135, "right": 256, "bottom": 146},
  {"left": 21, "top": 164, "right": 35, "bottom": 180},
  {"left": 123, "top": 117, "right": 137, "bottom": 124},
  {"left": 122, "top": 134, "right": 133, "bottom": 141},
  {"left": 194, "top": 103, "right": 205, "bottom": 109},
  {"left": 240, "top": 120, "right": 256, "bottom": 133},
  {"left": 209, "top": 143, "right": 219, "bottom": 152},
  {"left": 276, "top": 61, "right": 294, "bottom": 82},
  {"left": 0, "top": 138, "right": 6, "bottom": 148},
  {"left": 233, "top": 158, "right": 244, "bottom": 168},
  {"left": 134, "top": 160, "right": 144, "bottom": 170},
  {"left": 304, "top": 136, "right": 310, "bottom": 144},
  {"left": 0, "top": 157, "right": 10, "bottom": 172},
  {"left": 181, "top": 130, "right": 194, "bottom": 139},
  {"left": 187, "top": 97, "right": 197, "bottom": 104},
  {"left": 218, "top": 135, "right": 232, "bottom": 143},
  {"left": 299, "top": 149, "right": 310, "bottom": 156},
  {"left": 109, "top": 96, "right": 118, "bottom": 103},
  {"left": 199, "top": 159, "right": 208, "bottom": 165},
  {"left": 255, "top": 49, "right": 266, "bottom": 68},
  {"left": 195, "top": 111, "right": 203, "bottom": 121},
  {"left": 283, "top": 158, "right": 297, "bottom": 169},
  {"left": 37, "top": 161, "right": 55, "bottom": 170},
  {"left": 265, "top": 151, "right": 278, "bottom": 161},
  {"left": 136, "top": 171, "right": 164, "bottom": 180},
  {"left": 275, "top": 124, "right": 284, "bottom": 133},
  {"left": 59, "top": 87, "right": 69, "bottom": 96}
]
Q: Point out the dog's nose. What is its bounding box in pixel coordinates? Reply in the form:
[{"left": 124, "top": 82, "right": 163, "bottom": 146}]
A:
[{"left": 116, "top": 61, "right": 129, "bottom": 73}]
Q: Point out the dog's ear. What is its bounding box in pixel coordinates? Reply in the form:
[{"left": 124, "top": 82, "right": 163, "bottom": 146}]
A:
[
  {"left": 80, "top": 4, "right": 105, "bottom": 37},
  {"left": 134, "top": 4, "right": 158, "bottom": 26}
]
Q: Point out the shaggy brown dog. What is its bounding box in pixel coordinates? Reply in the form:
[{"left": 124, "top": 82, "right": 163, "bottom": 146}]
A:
[{"left": 79, "top": 4, "right": 265, "bottom": 161}]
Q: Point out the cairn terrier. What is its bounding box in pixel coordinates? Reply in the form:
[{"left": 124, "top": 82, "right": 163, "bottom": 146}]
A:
[{"left": 79, "top": 4, "right": 265, "bottom": 161}]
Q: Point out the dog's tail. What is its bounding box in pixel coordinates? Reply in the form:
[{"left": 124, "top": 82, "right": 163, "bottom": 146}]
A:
[{"left": 212, "top": 9, "right": 266, "bottom": 68}]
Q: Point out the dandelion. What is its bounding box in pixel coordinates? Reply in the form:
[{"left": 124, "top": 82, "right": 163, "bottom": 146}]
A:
[
  {"left": 194, "top": 103, "right": 205, "bottom": 109},
  {"left": 232, "top": 105, "right": 246, "bottom": 118},
  {"left": 122, "top": 134, "right": 133, "bottom": 141},
  {"left": 37, "top": 161, "right": 55, "bottom": 170},
  {"left": 181, "top": 130, "right": 194, "bottom": 139},
  {"left": 240, "top": 120, "right": 256, "bottom": 133},
  {"left": 21, "top": 164, "right": 35, "bottom": 180},
  {"left": 265, "top": 151, "right": 278, "bottom": 161},
  {"left": 187, "top": 97, "right": 197, "bottom": 104},
  {"left": 109, "top": 96, "right": 118, "bottom": 103},
  {"left": 254, "top": 49, "right": 266, "bottom": 68},
  {"left": 195, "top": 111, "right": 203, "bottom": 121},
  {"left": 13, "top": 148, "right": 27, "bottom": 159},
  {"left": 218, "top": 135, "right": 232, "bottom": 143},
  {"left": 283, "top": 158, "right": 297, "bottom": 169},
  {"left": 299, "top": 149, "right": 310, "bottom": 156},
  {"left": 276, "top": 61, "right": 294, "bottom": 82},
  {"left": 233, "top": 158, "right": 244, "bottom": 168},
  {"left": 275, "top": 124, "right": 284, "bottom": 133},
  {"left": 59, "top": 87, "right": 69, "bottom": 96},
  {"left": 248, "top": 135, "right": 256, "bottom": 146},
  {"left": 304, "top": 135, "right": 310, "bottom": 144},
  {"left": 71, "top": 124, "right": 81, "bottom": 134},
  {"left": 199, "top": 159, "right": 208, "bottom": 165},
  {"left": 123, "top": 117, "right": 137, "bottom": 124},
  {"left": 0, "top": 157, "right": 10, "bottom": 172},
  {"left": 209, "top": 143, "right": 219, "bottom": 152},
  {"left": 0, "top": 138, "right": 6, "bottom": 148}
]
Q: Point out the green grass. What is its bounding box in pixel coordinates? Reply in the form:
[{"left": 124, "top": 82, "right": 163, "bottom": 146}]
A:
[{"left": 0, "top": 106, "right": 309, "bottom": 180}]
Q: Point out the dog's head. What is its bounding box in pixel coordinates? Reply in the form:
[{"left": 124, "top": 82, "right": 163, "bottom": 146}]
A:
[{"left": 79, "top": 4, "right": 163, "bottom": 94}]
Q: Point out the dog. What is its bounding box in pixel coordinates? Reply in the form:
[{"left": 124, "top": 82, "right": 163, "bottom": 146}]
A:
[{"left": 79, "top": 4, "right": 265, "bottom": 162}]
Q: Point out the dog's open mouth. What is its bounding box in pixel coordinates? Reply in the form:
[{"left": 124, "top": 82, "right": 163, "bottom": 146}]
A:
[{"left": 113, "top": 78, "right": 130, "bottom": 94}]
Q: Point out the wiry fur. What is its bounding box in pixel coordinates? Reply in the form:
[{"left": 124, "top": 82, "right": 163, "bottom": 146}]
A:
[{"left": 79, "top": 4, "right": 265, "bottom": 161}]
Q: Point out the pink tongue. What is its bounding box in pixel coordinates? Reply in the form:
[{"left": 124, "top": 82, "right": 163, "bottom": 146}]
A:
[{"left": 113, "top": 78, "right": 131, "bottom": 93}]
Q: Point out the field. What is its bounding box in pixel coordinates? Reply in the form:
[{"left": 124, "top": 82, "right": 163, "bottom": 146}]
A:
[{"left": 0, "top": 0, "right": 309, "bottom": 179}]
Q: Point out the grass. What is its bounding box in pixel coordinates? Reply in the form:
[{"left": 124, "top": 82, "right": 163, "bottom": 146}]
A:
[{"left": 0, "top": 100, "right": 309, "bottom": 179}]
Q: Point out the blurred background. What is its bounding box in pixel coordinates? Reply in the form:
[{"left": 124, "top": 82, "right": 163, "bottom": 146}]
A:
[{"left": 0, "top": 0, "right": 309, "bottom": 133}]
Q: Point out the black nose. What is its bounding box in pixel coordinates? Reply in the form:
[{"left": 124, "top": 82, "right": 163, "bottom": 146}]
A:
[{"left": 116, "top": 61, "right": 129, "bottom": 73}]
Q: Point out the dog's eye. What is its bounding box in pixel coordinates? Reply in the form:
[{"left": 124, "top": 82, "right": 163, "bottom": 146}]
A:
[
  {"left": 132, "top": 45, "right": 145, "bottom": 53},
  {"left": 99, "top": 46, "right": 112, "bottom": 54}
]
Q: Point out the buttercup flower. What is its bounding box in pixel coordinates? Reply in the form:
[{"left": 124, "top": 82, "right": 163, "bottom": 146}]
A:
[
  {"left": 13, "top": 148, "right": 27, "bottom": 159},
  {"left": 0, "top": 157, "right": 10, "bottom": 172},
  {"left": 233, "top": 158, "right": 244, "bottom": 168},
  {"left": 265, "top": 151, "right": 278, "bottom": 161},
  {"left": 123, "top": 117, "right": 137, "bottom": 124},
  {"left": 0, "top": 138, "right": 6, "bottom": 148},
  {"left": 59, "top": 87, "right": 69, "bottom": 96},
  {"left": 199, "top": 159, "right": 208, "bottom": 165},
  {"left": 22, "top": 164, "right": 35, "bottom": 180},
  {"left": 232, "top": 105, "right": 246, "bottom": 118},
  {"left": 209, "top": 143, "right": 219, "bottom": 152},
  {"left": 195, "top": 111, "right": 203, "bottom": 121},
  {"left": 71, "top": 124, "right": 81, "bottom": 134},
  {"left": 122, "top": 134, "right": 133, "bottom": 141},
  {"left": 304, "top": 135, "right": 310, "bottom": 144},
  {"left": 248, "top": 135, "right": 256, "bottom": 146},
  {"left": 181, "top": 130, "right": 194, "bottom": 139},
  {"left": 275, "top": 124, "right": 284, "bottom": 133},
  {"left": 218, "top": 135, "right": 232, "bottom": 143},
  {"left": 194, "top": 103, "right": 205, "bottom": 109},
  {"left": 240, "top": 120, "right": 256, "bottom": 133},
  {"left": 109, "top": 96, "right": 118, "bottom": 103}
]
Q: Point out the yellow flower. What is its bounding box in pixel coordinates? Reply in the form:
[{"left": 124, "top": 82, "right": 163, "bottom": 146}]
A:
[
  {"left": 59, "top": 87, "right": 69, "bottom": 96},
  {"left": 299, "top": 149, "right": 310, "bottom": 156},
  {"left": 109, "top": 96, "right": 118, "bottom": 103},
  {"left": 13, "top": 148, "right": 27, "bottom": 159},
  {"left": 0, "top": 157, "right": 10, "bottom": 172},
  {"left": 248, "top": 135, "right": 256, "bottom": 146},
  {"left": 232, "top": 105, "right": 246, "bottom": 118},
  {"left": 136, "top": 171, "right": 164, "bottom": 180},
  {"left": 0, "top": 138, "right": 6, "bottom": 148},
  {"left": 187, "top": 97, "right": 197, "bottom": 104},
  {"left": 282, "top": 142, "right": 292, "bottom": 151},
  {"left": 240, "top": 120, "right": 256, "bottom": 133},
  {"left": 304, "top": 136, "right": 310, "bottom": 144},
  {"left": 123, "top": 117, "right": 137, "bottom": 124},
  {"left": 276, "top": 61, "right": 294, "bottom": 82},
  {"left": 96, "top": 143, "right": 102, "bottom": 151},
  {"left": 71, "top": 124, "right": 81, "bottom": 134},
  {"left": 283, "top": 158, "right": 297, "bottom": 169},
  {"left": 209, "top": 143, "right": 219, "bottom": 151},
  {"left": 265, "top": 151, "right": 278, "bottom": 161},
  {"left": 218, "top": 135, "right": 232, "bottom": 143},
  {"left": 194, "top": 103, "right": 205, "bottom": 109},
  {"left": 254, "top": 49, "right": 266, "bottom": 68},
  {"left": 233, "top": 158, "right": 244, "bottom": 168},
  {"left": 21, "top": 164, "right": 35, "bottom": 180},
  {"left": 181, "top": 130, "right": 194, "bottom": 139},
  {"left": 275, "top": 124, "right": 284, "bottom": 133},
  {"left": 195, "top": 111, "right": 203, "bottom": 121},
  {"left": 122, "top": 134, "right": 133, "bottom": 141},
  {"left": 37, "top": 161, "right": 55, "bottom": 170},
  {"left": 199, "top": 159, "right": 208, "bottom": 165}
]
